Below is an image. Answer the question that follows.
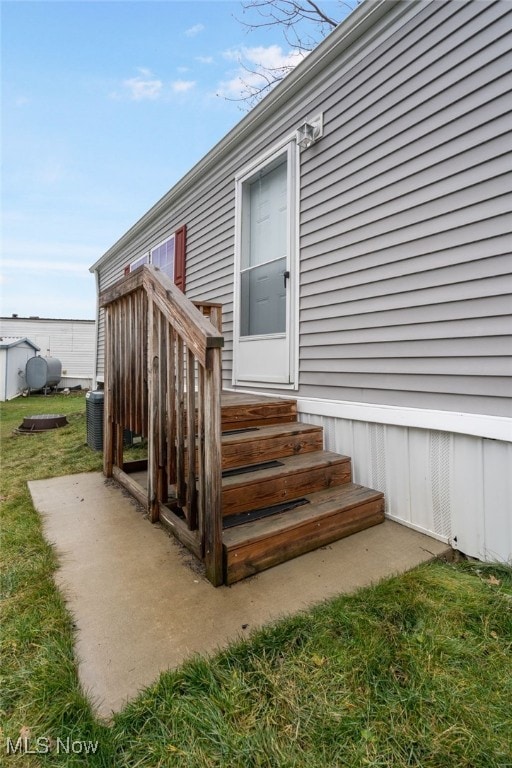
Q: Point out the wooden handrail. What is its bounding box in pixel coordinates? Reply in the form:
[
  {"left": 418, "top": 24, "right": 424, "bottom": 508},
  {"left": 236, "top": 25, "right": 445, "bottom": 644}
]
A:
[
  {"left": 100, "top": 264, "right": 224, "bottom": 586},
  {"left": 100, "top": 265, "right": 223, "bottom": 368}
]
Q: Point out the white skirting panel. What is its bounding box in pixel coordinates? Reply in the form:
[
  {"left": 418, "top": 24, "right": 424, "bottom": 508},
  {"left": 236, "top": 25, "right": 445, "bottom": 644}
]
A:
[{"left": 298, "top": 409, "right": 512, "bottom": 564}]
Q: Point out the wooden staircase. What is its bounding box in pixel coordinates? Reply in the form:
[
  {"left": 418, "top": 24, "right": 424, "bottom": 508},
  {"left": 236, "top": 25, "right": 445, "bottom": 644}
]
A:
[
  {"left": 99, "top": 266, "right": 385, "bottom": 587},
  {"left": 213, "top": 393, "right": 385, "bottom": 584}
]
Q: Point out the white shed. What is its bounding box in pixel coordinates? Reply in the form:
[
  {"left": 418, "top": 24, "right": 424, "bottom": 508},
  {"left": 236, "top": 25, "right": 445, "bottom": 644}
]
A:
[{"left": 0, "top": 337, "right": 40, "bottom": 401}]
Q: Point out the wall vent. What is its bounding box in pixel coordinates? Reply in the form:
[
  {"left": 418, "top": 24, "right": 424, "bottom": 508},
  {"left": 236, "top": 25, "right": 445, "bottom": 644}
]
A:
[
  {"left": 430, "top": 431, "right": 452, "bottom": 538},
  {"left": 369, "top": 423, "right": 387, "bottom": 495}
]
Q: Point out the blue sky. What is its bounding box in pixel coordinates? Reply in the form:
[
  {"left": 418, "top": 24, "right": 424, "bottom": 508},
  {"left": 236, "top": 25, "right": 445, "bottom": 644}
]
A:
[{"left": 1, "top": 0, "right": 330, "bottom": 320}]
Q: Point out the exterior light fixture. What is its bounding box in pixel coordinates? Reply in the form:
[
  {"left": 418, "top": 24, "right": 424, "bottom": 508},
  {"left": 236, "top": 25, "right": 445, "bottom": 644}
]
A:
[{"left": 296, "top": 114, "right": 323, "bottom": 150}]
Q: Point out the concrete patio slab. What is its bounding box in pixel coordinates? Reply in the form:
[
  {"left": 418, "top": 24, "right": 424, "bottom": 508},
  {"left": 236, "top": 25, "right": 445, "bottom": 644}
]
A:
[{"left": 29, "top": 471, "right": 450, "bottom": 720}]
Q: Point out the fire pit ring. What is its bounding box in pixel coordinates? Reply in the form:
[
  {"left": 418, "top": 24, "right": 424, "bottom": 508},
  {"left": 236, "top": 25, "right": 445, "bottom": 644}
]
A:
[{"left": 15, "top": 414, "right": 69, "bottom": 434}]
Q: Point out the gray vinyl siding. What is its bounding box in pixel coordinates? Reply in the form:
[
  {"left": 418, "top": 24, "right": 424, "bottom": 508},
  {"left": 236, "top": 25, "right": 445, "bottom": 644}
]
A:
[
  {"left": 93, "top": 0, "right": 410, "bottom": 380},
  {"left": 297, "top": 0, "right": 511, "bottom": 417},
  {"left": 93, "top": 0, "right": 511, "bottom": 418}
]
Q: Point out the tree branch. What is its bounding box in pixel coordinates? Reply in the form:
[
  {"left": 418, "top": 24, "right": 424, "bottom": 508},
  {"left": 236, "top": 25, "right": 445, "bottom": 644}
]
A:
[
  {"left": 230, "top": 0, "right": 360, "bottom": 107},
  {"left": 304, "top": 0, "right": 338, "bottom": 27}
]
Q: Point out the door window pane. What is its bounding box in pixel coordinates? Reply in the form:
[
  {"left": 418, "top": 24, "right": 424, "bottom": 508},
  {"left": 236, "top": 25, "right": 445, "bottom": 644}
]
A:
[
  {"left": 240, "top": 257, "right": 286, "bottom": 336},
  {"left": 245, "top": 158, "right": 287, "bottom": 268}
]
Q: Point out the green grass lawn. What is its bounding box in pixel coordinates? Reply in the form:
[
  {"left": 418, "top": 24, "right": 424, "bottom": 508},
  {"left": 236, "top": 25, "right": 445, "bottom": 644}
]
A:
[{"left": 1, "top": 394, "right": 511, "bottom": 767}]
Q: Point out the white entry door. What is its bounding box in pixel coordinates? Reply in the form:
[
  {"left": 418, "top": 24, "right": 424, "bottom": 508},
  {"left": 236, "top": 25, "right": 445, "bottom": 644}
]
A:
[{"left": 233, "top": 143, "right": 297, "bottom": 385}]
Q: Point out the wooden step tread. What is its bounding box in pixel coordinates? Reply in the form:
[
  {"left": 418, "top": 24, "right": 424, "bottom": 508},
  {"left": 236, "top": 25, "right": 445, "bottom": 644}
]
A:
[
  {"left": 223, "top": 483, "right": 385, "bottom": 584},
  {"left": 223, "top": 483, "right": 384, "bottom": 547},
  {"left": 221, "top": 393, "right": 297, "bottom": 408},
  {"left": 222, "top": 450, "right": 350, "bottom": 488},
  {"left": 221, "top": 422, "right": 324, "bottom": 469},
  {"left": 221, "top": 451, "right": 352, "bottom": 517},
  {"left": 222, "top": 421, "right": 322, "bottom": 444},
  {"left": 221, "top": 396, "right": 297, "bottom": 430}
]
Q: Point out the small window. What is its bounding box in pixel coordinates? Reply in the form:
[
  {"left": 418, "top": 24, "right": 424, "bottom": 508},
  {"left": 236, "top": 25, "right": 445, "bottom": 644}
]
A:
[
  {"left": 124, "top": 225, "right": 186, "bottom": 292},
  {"left": 129, "top": 254, "right": 149, "bottom": 272},
  {"left": 151, "top": 236, "right": 175, "bottom": 279}
]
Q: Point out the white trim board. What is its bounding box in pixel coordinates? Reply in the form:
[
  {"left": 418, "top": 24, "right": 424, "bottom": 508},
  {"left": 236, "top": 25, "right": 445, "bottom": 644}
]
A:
[{"left": 296, "top": 397, "right": 512, "bottom": 442}]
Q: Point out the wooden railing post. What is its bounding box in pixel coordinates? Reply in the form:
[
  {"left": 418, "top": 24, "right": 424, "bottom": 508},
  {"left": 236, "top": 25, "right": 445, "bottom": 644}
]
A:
[
  {"left": 176, "top": 337, "right": 186, "bottom": 508},
  {"left": 208, "top": 305, "right": 222, "bottom": 335},
  {"left": 186, "top": 348, "right": 198, "bottom": 528},
  {"left": 157, "top": 311, "right": 168, "bottom": 504},
  {"left": 203, "top": 347, "right": 223, "bottom": 586},
  {"left": 103, "top": 305, "right": 114, "bottom": 477},
  {"left": 166, "top": 324, "right": 176, "bottom": 485},
  {"left": 147, "top": 293, "right": 159, "bottom": 523}
]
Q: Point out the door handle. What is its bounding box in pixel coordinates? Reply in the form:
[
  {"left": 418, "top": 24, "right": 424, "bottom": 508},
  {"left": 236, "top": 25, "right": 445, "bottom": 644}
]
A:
[{"left": 283, "top": 270, "right": 290, "bottom": 287}]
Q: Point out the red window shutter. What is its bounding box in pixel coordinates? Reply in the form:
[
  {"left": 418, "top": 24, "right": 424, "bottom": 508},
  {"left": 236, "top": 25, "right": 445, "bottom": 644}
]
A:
[
  {"left": 124, "top": 265, "right": 130, "bottom": 276},
  {"left": 174, "top": 225, "right": 186, "bottom": 292}
]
